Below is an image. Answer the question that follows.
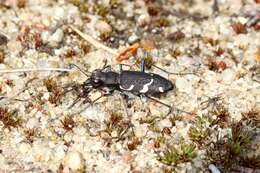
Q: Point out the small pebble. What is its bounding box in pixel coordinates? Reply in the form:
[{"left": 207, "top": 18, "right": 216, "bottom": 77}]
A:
[
  {"left": 26, "top": 118, "right": 39, "bottom": 129},
  {"left": 135, "top": 124, "right": 148, "bottom": 138},
  {"left": 137, "top": 13, "right": 151, "bottom": 26},
  {"left": 122, "top": 151, "right": 133, "bottom": 164},
  {"left": 41, "top": 31, "right": 51, "bottom": 44},
  {"left": 49, "top": 29, "right": 64, "bottom": 46},
  {"left": 128, "top": 34, "right": 139, "bottom": 44},
  {"left": 64, "top": 151, "right": 84, "bottom": 171},
  {"left": 209, "top": 164, "right": 221, "bottom": 173},
  {"left": 7, "top": 40, "right": 22, "bottom": 54},
  {"left": 0, "top": 155, "right": 6, "bottom": 166},
  {"left": 53, "top": 7, "right": 65, "bottom": 20},
  {"left": 19, "top": 143, "right": 31, "bottom": 154},
  {"left": 221, "top": 68, "right": 236, "bottom": 82},
  {"left": 158, "top": 119, "right": 172, "bottom": 129},
  {"left": 95, "top": 20, "right": 112, "bottom": 35}
]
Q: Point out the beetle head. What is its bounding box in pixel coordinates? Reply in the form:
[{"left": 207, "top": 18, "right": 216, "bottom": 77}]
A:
[{"left": 83, "top": 69, "right": 105, "bottom": 88}]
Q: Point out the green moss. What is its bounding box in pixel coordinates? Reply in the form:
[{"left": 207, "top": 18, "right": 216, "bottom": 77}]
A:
[
  {"left": 70, "top": 0, "right": 81, "bottom": 6},
  {"left": 94, "top": 4, "right": 109, "bottom": 18},
  {"left": 155, "top": 18, "right": 171, "bottom": 27},
  {"left": 160, "top": 141, "right": 197, "bottom": 166},
  {"left": 207, "top": 121, "right": 255, "bottom": 171},
  {"left": 188, "top": 115, "right": 210, "bottom": 144},
  {"left": 169, "top": 113, "right": 182, "bottom": 126},
  {"left": 154, "top": 136, "right": 166, "bottom": 148},
  {"left": 110, "top": 0, "right": 121, "bottom": 8},
  {"left": 69, "top": 0, "right": 88, "bottom": 13}
]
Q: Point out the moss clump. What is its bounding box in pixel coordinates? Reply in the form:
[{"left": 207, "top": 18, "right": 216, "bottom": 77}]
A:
[
  {"left": 159, "top": 140, "right": 197, "bottom": 166},
  {"left": 207, "top": 121, "right": 255, "bottom": 171},
  {"left": 44, "top": 78, "right": 62, "bottom": 105},
  {"left": 188, "top": 115, "right": 210, "bottom": 145},
  {"left": 24, "top": 128, "right": 38, "bottom": 143},
  {"left": 60, "top": 116, "right": 75, "bottom": 132},
  {"left": 0, "top": 108, "right": 22, "bottom": 129},
  {"left": 94, "top": 4, "right": 109, "bottom": 18},
  {"left": 69, "top": 0, "right": 88, "bottom": 13},
  {"left": 155, "top": 17, "right": 170, "bottom": 27}
]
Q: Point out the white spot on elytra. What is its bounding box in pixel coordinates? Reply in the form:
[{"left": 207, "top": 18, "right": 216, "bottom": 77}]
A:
[
  {"left": 159, "top": 87, "right": 164, "bottom": 92},
  {"left": 140, "top": 79, "right": 153, "bottom": 93},
  {"left": 120, "top": 84, "right": 134, "bottom": 91}
]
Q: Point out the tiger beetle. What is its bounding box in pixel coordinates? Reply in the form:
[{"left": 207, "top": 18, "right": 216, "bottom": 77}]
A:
[{"left": 68, "top": 59, "right": 176, "bottom": 115}]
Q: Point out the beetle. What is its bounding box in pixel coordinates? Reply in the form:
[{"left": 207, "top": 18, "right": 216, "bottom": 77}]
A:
[
  {"left": 84, "top": 60, "right": 174, "bottom": 96},
  {"left": 69, "top": 59, "right": 175, "bottom": 114}
]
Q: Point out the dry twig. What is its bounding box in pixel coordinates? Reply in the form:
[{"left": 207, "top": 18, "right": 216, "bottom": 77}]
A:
[{"left": 69, "top": 25, "right": 119, "bottom": 56}]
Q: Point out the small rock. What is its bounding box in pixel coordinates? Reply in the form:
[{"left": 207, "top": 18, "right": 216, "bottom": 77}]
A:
[
  {"left": 41, "top": 31, "right": 51, "bottom": 44},
  {"left": 0, "top": 154, "right": 6, "bottom": 166},
  {"left": 111, "top": 130, "right": 118, "bottom": 138},
  {"left": 158, "top": 119, "right": 172, "bottom": 129},
  {"left": 26, "top": 117, "right": 39, "bottom": 129},
  {"left": 123, "top": 2, "right": 134, "bottom": 18},
  {"left": 209, "top": 164, "right": 221, "bottom": 173},
  {"left": 221, "top": 68, "right": 236, "bottom": 82},
  {"left": 95, "top": 20, "right": 112, "bottom": 36},
  {"left": 135, "top": 124, "right": 148, "bottom": 138},
  {"left": 128, "top": 34, "right": 139, "bottom": 44},
  {"left": 49, "top": 29, "right": 64, "bottom": 47},
  {"left": 122, "top": 151, "right": 133, "bottom": 164},
  {"left": 228, "top": 0, "right": 242, "bottom": 14},
  {"left": 137, "top": 13, "right": 151, "bottom": 26},
  {"left": 55, "top": 144, "right": 67, "bottom": 160},
  {"left": 64, "top": 151, "right": 84, "bottom": 171},
  {"left": 19, "top": 143, "right": 31, "bottom": 154},
  {"left": 54, "top": 7, "right": 65, "bottom": 20},
  {"left": 7, "top": 40, "right": 22, "bottom": 54}
]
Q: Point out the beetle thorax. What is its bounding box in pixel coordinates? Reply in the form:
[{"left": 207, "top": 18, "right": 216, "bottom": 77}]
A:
[
  {"left": 91, "top": 70, "right": 119, "bottom": 85},
  {"left": 91, "top": 69, "right": 104, "bottom": 83}
]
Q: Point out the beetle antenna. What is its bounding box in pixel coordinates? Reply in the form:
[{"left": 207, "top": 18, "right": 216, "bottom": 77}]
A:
[
  {"left": 102, "top": 59, "right": 108, "bottom": 69},
  {"left": 69, "top": 64, "right": 90, "bottom": 77},
  {"left": 152, "top": 64, "right": 198, "bottom": 76}
]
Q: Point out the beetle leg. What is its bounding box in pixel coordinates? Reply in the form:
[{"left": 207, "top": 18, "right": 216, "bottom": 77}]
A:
[
  {"left": 91, "top": 94, "right": 104, "bottom": 104},
  {"left": 140, "top": 58, "right": 145, "bottom": 72},
  {"left": 62, "top": 82, "right": 78, "bottom": 94},
  {"left": 109, "top": 92, "right": 135, "bottom": 141},
  {"left": 119, "top": 64, "right": 123, "bottom": 73},
  {"left": 119, "top": 92, "right": 129, "bottom": 117},
  {"left": 147, "top": 95, "right": 194, "bottom": 115},
  {"left": 101, "top": 87, "right": 115, "bottom": 96},
  {"left": 118, "top": 64, "right": 134, "bottom": 74},
  {"left": 68, "top": 95, "right": 82, "bottom": 109},
  {"left": 145, "top": 95, "right": 172, "bottom": 115}
]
